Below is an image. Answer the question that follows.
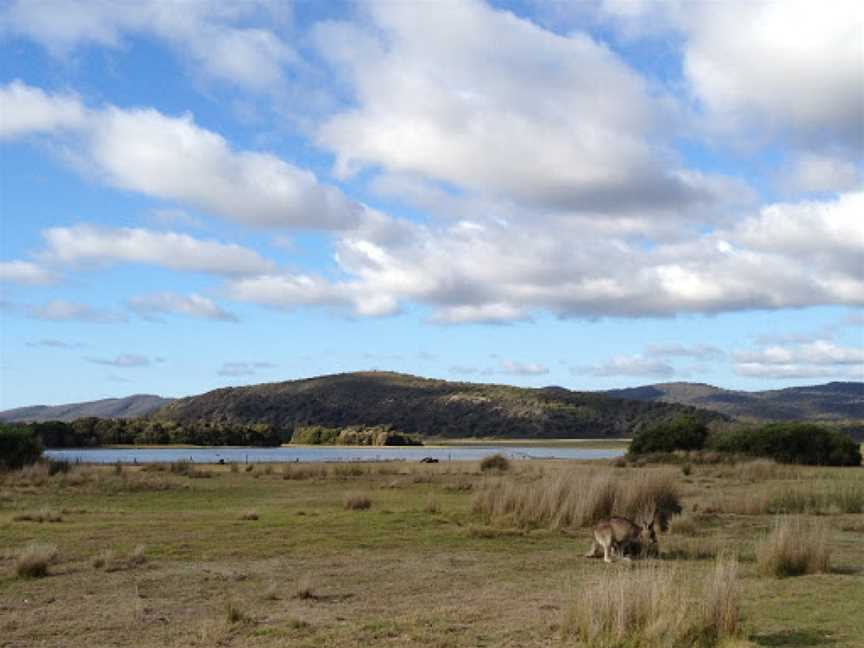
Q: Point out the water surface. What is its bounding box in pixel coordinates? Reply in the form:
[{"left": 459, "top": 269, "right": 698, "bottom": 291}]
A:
[{"left": 45, "top": 445, "right": 623, "bottom": 464}]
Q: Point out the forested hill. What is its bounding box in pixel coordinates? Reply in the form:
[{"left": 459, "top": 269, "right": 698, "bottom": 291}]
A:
[
  {"left": 153, "top": 371, "right": 722, "bottom": 439},
  {"left": 0, "top": 394, "right": 172, "bottom": 423},
  {"left": 604, "top": 381, "right": 864, "bottom": 422}
]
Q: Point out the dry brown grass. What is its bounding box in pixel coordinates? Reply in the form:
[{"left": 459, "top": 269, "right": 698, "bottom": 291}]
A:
[
  {"left": 472, "top": 467, "right": 680, "bottom": 530},
  {"left": 343, "top": 492, "right": 372, "bottom": 510},
  {"left": 240, "top": 510, "right": 259, "bottom": 521},
  {"left": 15, "top": 543, "right": 59, "bottom": 578},
  {"left": 13, "top": 507, "right": 63, "bottom": 523},
  {"left": 756, "top": 517, "right": 831, "bottom": 578},
  {"left": 669, "top": 512, "right": 699, "bottom": 536},
  {"left": 561, "top": 557, "right": 742, "bottom": 646},
  {"left": 479, "top": 454, "right": 511, "bottom": 472},
  {"left": 423, "top": 493, "right": 441, "bottom": 514}
]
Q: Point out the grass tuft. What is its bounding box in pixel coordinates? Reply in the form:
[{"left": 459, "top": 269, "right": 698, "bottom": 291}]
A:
[
  {"left": 15, "top": 543, "right": 59, "bottom": 578},
  {"left": 240, "top": 509, "right": 259, "bottom": 521},
  {"left": 344, "top": 492, "right": 372, "bottom": 510},
  {"left": 562, "top": 557, "right": 743, "bottom": 646},
  {"left": 479, "top": 454, "right": 511, "bottom": 472},
  {"left": 756, "top": 517, "right": 831, "bottom": 577}
]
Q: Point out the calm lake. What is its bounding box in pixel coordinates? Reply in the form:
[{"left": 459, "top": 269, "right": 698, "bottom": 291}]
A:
[{"left": 44, "top": 445, "right": 624, "bottom": 464}]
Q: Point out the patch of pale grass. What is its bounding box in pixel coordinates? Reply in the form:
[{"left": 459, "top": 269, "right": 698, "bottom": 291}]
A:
[
  {"left": 562, "top": 557, "right": 743, "bottom": 646},
  {"left": 669, "top": 513, "right": 698, "bottom": 536},
  {"left": 423, "top": 493, "right": 440, "bottom": 514},
  {"left": 479, "top": 454, "right": 511, "bottom": 472},
  {"left": 240, "top": 510, "right": 259, "bottom": 521},
  {"left": 15, "top": 543, "right": 59, "bottom": 578},
  {"left": 756, "top": 517, "right": 831, "bottom": 577},
  {"left": 225, "top": 600, "right": 251, "bottom": 624}
]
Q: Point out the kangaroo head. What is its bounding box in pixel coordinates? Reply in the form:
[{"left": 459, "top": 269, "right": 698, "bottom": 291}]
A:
[{"left": 641, "top": 519, "right": 658, "bottom": 545}]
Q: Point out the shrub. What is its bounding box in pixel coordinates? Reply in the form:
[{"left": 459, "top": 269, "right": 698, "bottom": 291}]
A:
[
  {"left": 709, "top": 423, "right": 861, "bottom": 466},
  {"left": 0, "top": 424, "right": 43, "bottom": 470},
  {"left": 479, "top": 453, "right": 511, "bottom": 472},
  {"left": 629, "top": 416, "right": 709, "bottom": 455},
  {"left": 757, "top": 517, "right": 831, "bottom": 577},
  {"left": 344, "top": 493, "right": 372, "bottom": 510},
  {"left": 16, "top": 543, "right": 58, "bottom": 578}
]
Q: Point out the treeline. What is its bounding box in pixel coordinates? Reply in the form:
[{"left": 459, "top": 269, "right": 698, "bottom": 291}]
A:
[
  {"left": 629, "top": 416, "right": 862, "bottom": 466},
  {"left": 22, "top": 417, "right": 284, "bottom": 448},
  {"left": 292, "top": 424, "right": 423, "bottom": 446}
]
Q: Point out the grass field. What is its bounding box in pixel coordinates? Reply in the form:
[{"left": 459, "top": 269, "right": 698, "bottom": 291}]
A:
[{"left": 1, "top": 458, "right": 862, "bottom": 647}]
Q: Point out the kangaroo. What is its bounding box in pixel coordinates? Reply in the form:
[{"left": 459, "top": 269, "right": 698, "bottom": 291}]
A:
[{"left": 584, "top": 515, "right": 657, "bottom": 563}]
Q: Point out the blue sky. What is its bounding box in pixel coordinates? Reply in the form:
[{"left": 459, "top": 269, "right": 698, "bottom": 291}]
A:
[{"left": 1, "top": 0, "right": 862, "bottom": 409}]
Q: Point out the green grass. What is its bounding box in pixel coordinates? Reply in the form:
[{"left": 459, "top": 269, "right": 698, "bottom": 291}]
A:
[{"left": 0, "top": 460, "right": 862, "bottom": 646}]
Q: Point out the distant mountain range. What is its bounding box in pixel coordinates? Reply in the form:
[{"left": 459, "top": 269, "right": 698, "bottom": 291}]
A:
[
  {"left": 605, "top": 381, "right": 863, "bottom": 421},
  {"left": 2, "top": 377, "right": 861, "bottom": 438},
  {"left": 0, "top": 394, "right": 173, "bottom": 423}
]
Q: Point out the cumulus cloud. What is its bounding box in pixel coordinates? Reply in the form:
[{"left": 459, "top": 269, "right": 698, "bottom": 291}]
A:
[
  {"left": 40, "top": 225, "right": 275, "bottom": 275},
  {"left": 218, "top": 361, "right": 277, "bottom": 377},
  {"left": 0, "top": 260, "right": 57, "bottom": 285},
  {"left": 681, "top": 1, "right": 863, "bottom": 152},
  {"left": 27, "top": 300, "right": 127, "bottom": 323},
  {"left": 779, "top": 154, "right": 863, "bottom": 194},
  {"left": 0, "top": 80, "right": 86, "bottom": 138},
  {"left": 86, "top": 354, "right": 150, "bottom": 368},
  {"left": 1, "top": 81, "right": 363, "bottom": 230},
  {"left": 128, "top": 293, "right": 238, "bottom": 322},
  {"left": 226, "top": 191, "right": 864, "bottom": 321},
  {"left": 1, "top": 1, "right": 294, "bottom": 90},
  {"left": 578, "top": 355, "right": 675, "bottom": 378},
  {"left": 314, "top": 0, "right": 737, "bottom": 214},
  {"left": 734, "top": 340, "right": 864, "bottom": 379}
]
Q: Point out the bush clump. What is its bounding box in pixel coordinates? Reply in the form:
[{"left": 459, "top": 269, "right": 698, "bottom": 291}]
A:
[
  {"left": 15, "top": 543, "right": 59, "bottom": 578},
  {"left": 709, "top": 423, "right": 861, "bottom": 466},
  {"left": 629, "top": 416, "right": 709, "bottom": 455},
  {"left": 757, "top": 517, "right": 831, "bottom": 577},
  {"left": 0, "top": 424, "right": 43, "bottom": 470}
]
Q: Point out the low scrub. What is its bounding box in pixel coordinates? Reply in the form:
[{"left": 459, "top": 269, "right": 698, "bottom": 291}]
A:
[
  {"left": 756, "top": 517, "right": 831, "bottom": 578},
  {"left": 15, "top": 543, "right": 59, "bottom": 578},
  {"left": 629, "top": 416, "right": 709, "bottom": 455},
  {"left": 472, "top": 467, "right": 680, "bottom": 530},
  {"left": 561, "top": 557, "right": 742, "bottom": 646}
]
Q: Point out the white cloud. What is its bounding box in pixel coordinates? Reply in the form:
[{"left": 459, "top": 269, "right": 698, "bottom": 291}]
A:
[
  {"left": 128, "top": 293, "right": 238, "bottom": 322},
  {"left": 225, "top": 191, "right": 864, "bottom": 322},
  {"left": 218, "top": 361, "right": 277, "bottom": 377},
  {"left": 86, "top": 354, "right": 150, "bottom": 368},
  {"left": 579, "top": 354, "right": 675, "bottom": 378},
  {"left": 314, "top": 1, "right": 735, "bottom": 214},
  {"left": 734, "top": 340, "right": 864, "bottom": 379},
  {"left": 40, "top": 225, "right": 275, "bottom": 275},
  {"left": 1, "top": 1, "right": 294, "bottom": 90},
  {"left": 0, "top": 80, "right": 86, "bottom": 138},
  {"left": 1, "top": 81, "right": 363, "bottom": 230},
  {"left": 644, "top": 343, "right": 724, "bottom": 360},
  {"left": 26, "top": 339, "right": 85, "bottom": 349},
  {"left": 779, "top": 154, "right": 862, "bottom": 194},
  {"left": 499, "top": 360, "right": 549, "bottom": 376},
  {"left": 27, "top": 300, "right": 127, "bottom": 323},
  {"left": 0, "top": 260, "right": 57, "bottom": 285}
]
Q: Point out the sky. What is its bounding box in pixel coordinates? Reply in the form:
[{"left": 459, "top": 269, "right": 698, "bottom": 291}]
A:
[{"left": 0, "top": 0, "right": 862, "bottom": 409}]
